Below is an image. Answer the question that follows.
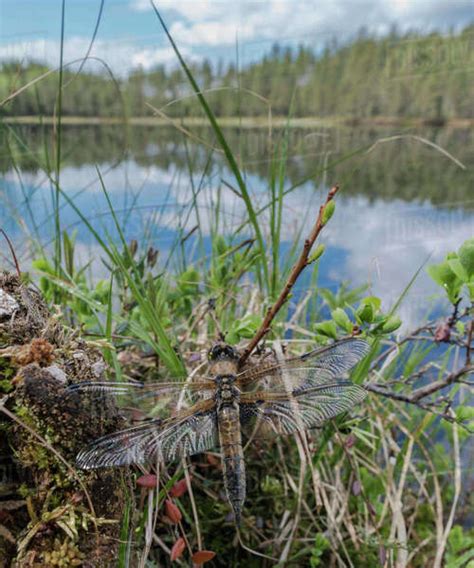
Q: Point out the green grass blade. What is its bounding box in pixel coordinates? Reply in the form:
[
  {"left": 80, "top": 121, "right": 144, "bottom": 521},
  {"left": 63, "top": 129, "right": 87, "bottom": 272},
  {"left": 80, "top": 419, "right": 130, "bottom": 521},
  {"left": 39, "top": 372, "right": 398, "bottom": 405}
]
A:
[{"left": 149, "top": 0, "right": 269, "bottom": 291}]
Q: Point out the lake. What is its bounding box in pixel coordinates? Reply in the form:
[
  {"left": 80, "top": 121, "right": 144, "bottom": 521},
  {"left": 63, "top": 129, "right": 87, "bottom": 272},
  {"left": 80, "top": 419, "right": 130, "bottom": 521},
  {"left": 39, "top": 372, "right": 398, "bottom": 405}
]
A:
[{"left": 1, "top": 123, "right": 473, "bottom": 329}]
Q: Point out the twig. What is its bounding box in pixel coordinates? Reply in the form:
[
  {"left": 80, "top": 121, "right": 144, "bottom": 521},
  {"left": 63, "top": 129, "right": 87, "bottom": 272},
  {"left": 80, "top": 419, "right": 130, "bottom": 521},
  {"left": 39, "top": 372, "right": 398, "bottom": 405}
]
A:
[
  {"left": 366, "top": 365, "right": 473, "bottom": 405},
  {"left": 369, "top": 326, "right": 428, "bottom": 370},
  {"left": 239, "top": 185, "right": 339, "bottom": 366},
  {"left": 0, "top": 228, "right": 21, "bottom": 278},
  {"left": 448, "top": 298, "right": 462, "bottom": 327},
  {"left": 466, "top": 312, "right": 474, "bottom": 366}
]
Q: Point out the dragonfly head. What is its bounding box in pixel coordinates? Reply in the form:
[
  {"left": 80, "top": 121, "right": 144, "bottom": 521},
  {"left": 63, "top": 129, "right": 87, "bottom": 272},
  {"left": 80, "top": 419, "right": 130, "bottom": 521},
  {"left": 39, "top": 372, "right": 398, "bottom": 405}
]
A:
[{"left": 208, "top": 343, "right": 239, "bottom": 362}]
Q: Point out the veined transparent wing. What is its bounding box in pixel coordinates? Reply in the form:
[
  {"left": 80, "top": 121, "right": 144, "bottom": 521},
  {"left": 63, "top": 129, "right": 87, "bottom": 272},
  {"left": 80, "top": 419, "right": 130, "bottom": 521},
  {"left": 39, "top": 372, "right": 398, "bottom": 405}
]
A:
[
  {"left": 239, "top": 380, "right": 367, "bottom": 436},
  {"left": 66, "top": 379, "right": 215, "bottom": 420},
  {"left": 236, "top": 338, "right": 369, "bottom": 392},
  {"left": 76, "top": 399, "right": 218, "bottom": 469}
]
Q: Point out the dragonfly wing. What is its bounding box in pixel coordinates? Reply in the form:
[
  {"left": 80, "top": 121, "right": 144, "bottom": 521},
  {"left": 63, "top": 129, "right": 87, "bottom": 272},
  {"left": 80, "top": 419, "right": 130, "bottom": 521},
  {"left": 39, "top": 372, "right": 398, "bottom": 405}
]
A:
[
  {"left": 237, "top": 338, "right": 369, "bottom": 391},
  {"left": 76, "top": 399, "right": 218, "bottom": 469},
  {"left": 66, "top": 380, "right": 215, "bottom": 419},
  {"left": 240, "top": 381, "right": 367, "bottom": 436}
]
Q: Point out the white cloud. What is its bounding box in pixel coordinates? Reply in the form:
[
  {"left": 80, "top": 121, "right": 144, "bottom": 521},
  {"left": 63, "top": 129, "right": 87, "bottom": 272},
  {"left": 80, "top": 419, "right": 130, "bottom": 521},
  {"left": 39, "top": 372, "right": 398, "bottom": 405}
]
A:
[
  {"left": 0, "top": 37, "right": 193, "bottom": 75},
  {"left": 132, "top": 0, "right": 231, "bottom": 20},
  {"left": 1, "top": 1, "right": 470, "bottom": 74},
  {"left": 130, "top": 0, "right": 473, "bottom": 48},
  {"left": 170, "top": 20, "right": 255, "bottom": 46}
]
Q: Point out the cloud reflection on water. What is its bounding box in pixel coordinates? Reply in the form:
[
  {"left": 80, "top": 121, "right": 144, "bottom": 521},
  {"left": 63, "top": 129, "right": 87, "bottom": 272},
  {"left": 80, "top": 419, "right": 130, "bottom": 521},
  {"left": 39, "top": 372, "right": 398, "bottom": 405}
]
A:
[{"left": 2, "top": 158, "right": 473, "bottom": 331}]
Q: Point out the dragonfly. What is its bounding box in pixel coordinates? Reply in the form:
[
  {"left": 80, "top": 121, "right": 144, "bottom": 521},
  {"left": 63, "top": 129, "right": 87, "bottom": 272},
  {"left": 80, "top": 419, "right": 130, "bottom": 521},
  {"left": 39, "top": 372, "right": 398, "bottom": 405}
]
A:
[{"left": 70, "top": 337, "right": 369, "bottom": 524}]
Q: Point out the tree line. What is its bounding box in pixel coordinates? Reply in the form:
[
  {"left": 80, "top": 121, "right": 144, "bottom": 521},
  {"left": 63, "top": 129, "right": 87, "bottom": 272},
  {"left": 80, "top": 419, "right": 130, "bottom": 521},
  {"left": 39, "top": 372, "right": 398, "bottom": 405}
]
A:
[{"left": 0, "top": 25, "right": 473, "bottom": 120}]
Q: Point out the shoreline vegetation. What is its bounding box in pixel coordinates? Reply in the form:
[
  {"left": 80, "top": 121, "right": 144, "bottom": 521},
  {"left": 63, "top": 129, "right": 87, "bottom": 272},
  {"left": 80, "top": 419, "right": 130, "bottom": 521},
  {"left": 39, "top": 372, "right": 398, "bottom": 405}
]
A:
[
  {"left": 2, "top": 115, "right": 474, "bottom": 128},
  {"left": 1, "top": 25, "right": 473, "bottom": 125}
]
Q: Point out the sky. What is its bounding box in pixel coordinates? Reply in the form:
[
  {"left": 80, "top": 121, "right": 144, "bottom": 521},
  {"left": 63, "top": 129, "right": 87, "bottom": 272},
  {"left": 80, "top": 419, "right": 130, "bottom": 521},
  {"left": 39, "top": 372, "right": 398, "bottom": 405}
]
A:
[{"left": 0, "top": 0, "right": 472, "bottom": 75}]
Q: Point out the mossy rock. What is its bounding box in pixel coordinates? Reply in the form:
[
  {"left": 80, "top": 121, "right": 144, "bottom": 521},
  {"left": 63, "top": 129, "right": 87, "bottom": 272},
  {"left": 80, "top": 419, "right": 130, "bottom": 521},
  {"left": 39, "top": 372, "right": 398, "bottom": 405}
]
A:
[{"left": 0, "top": 273, "right": 130, "bottom": 567}]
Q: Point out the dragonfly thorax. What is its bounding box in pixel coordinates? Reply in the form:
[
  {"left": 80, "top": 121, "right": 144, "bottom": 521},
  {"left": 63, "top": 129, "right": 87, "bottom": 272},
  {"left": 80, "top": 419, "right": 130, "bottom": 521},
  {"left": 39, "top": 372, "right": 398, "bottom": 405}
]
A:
[{"left": 215, "top": 375, "right": 240, "bottom": 405}]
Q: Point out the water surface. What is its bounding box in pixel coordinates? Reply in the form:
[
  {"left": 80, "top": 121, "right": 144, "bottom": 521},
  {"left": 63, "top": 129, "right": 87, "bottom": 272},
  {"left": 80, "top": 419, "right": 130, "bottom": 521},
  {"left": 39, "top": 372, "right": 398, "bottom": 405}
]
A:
[{"left": 1, "top": 123, "right": 473, "bottom": 328}]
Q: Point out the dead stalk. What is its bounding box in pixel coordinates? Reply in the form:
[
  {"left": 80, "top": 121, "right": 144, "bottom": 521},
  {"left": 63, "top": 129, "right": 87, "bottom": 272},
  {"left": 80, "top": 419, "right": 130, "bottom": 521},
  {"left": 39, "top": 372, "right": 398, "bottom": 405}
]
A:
[{"left": 433, "top": 412, "right": 461, "bottom": 568}]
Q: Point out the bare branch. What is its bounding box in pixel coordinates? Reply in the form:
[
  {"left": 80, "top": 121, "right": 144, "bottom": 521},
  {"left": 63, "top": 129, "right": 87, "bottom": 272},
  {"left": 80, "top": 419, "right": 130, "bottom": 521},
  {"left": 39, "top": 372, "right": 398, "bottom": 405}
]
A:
[
  {"left": 366, "top": 365, "right": 474, "bottom": 425},
  {"left": 239, "top": 185, "right": 339, "bottom": 366}
]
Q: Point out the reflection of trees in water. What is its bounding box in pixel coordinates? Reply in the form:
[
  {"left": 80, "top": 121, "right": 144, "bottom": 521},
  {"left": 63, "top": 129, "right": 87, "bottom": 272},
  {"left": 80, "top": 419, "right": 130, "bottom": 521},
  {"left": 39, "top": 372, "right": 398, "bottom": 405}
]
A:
[{"left": 2, "top": 125, "right": 472, "bottom": 205}]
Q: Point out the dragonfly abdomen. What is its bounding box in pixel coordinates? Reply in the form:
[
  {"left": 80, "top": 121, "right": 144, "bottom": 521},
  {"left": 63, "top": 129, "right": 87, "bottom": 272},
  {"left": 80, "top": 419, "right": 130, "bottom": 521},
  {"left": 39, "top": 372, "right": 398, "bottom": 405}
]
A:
[{"left": 218, "top": 404, "right": 246, "bottom": 525}]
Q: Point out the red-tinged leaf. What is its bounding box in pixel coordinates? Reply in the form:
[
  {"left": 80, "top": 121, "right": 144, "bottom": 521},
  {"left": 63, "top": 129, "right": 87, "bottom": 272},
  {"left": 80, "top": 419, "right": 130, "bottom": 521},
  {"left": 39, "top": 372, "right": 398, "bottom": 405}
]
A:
[
  {"left": 352, "top": 480, "right": 361, "bottom": 496},
  {"left": 136, "top": 474, "right": 157, "bottom": 489},
  {"left": 192, "top": 550, "right": 216, "bottom": 564},
  {"left": 170, "top": 537, "right": 186, "bottom": 562},
  {"left": 170, "top": 477, "right": 191, "bottom": 498},
  {"left": 165, "top": 499, "right": 182, "bottom": 524}
]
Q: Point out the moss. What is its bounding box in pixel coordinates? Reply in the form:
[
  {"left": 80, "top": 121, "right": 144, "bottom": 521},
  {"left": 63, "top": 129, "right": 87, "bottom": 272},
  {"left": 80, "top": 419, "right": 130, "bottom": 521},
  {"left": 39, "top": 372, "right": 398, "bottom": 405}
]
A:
[
  {"left": 39, "top": 538, "right": 85, "bottom": 567},
  {"left": 1, "top": 272, "right": 129, "bottom": 566}
]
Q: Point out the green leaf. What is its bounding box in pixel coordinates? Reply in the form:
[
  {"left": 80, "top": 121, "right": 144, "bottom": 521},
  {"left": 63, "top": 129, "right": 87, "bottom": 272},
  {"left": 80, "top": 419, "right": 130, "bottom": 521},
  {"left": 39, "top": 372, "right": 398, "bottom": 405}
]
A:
[
  {"left": 362, "top": 296, "right": 381, "bottom": 311},
  {"left": 314, "top": 320, "right": 338, "bottom": 339},
  {"left": 455, "top": 321, "right": 465, "bottom": 335},
  {"left": 226, "top": 331, "right": 239, "bottom": 345},
  {"left": 448, "top": 258, "right": 469, "bottom": 282},
  {"left": 332, "top": 308, "right": 352, "bottom": 332},
  {"left": 321, "top": 200, "right": 335, "bottom": 225},
  {"left": 310, "top": 533, "right": 330, "bottom": 567},
  {"left": 427, "top": 261, "right": 462, "bottom": 303},
  {"left": 356, "top": 303, "right": 374, "bottom": 323},
  {"left": 355, "top": 296, "right": 382, "bottom": 324},
  {"left": 467, "top": 282, "right": 474, "bottom": 301},
  {"left": 458, "top": 238, "right": 474, "bottom": 278},
  {"left": 427, "top": 261, "right": 457, "bottom": 287},
  {"left": 227, "top": 314, "right": 262, "bottom": 344},
  {"left": 381, "top": 315, "right": 402, "bottom": 333},
  {"left": 446, "top": 525, "right": 474, "bottom": 568},
  {"left": 308, "top": 244, "right": 326, "bottom": 264}
]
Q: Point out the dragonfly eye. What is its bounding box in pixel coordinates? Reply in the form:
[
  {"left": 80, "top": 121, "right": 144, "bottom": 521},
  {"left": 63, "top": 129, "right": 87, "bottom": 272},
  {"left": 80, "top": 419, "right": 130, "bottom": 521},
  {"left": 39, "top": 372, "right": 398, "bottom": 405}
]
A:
[
  {"left": 208, "top": 343, "right": 238, "bottom": 361},
  {"left": 208, "top": 346, "right": 219, "bottom": 360},
  {"left": 223, "top": 346, "right": 238, "bottom": 359}
]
